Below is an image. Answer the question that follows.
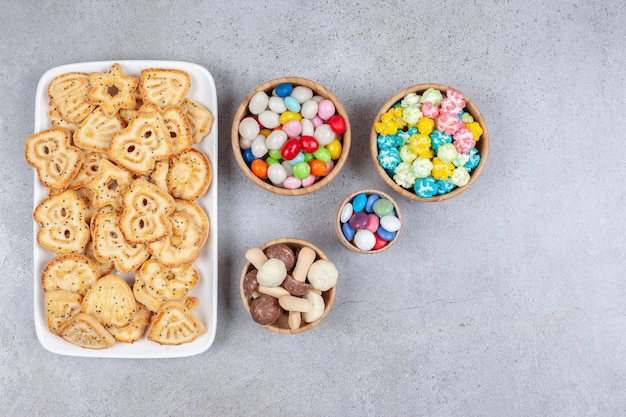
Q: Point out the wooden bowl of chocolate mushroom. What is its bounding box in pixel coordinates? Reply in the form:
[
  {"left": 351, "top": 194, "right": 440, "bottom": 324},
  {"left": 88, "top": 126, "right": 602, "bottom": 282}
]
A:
[{"left": 239, "top": 238, "right": 338, "bottom": 334}]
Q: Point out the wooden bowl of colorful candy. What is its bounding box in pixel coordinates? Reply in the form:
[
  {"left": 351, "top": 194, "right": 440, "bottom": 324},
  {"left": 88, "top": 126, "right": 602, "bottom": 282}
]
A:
[
  {"left": 240, "top": 238, "right": 337, "bottom": 334},
  {"left": 232, "top": 77, "right": 351, "bottom": 196},
  {"left": 370, "top": 84, "right": 489, "bottom": 202},
  {"left": 336, "top": 189, "right": 402, "bottom": 253}
]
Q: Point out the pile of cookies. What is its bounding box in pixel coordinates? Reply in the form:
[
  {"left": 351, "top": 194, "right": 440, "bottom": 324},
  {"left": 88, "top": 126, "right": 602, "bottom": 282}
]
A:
[{"left": 26, "top": 63, "right": 214, "bottom": 349}]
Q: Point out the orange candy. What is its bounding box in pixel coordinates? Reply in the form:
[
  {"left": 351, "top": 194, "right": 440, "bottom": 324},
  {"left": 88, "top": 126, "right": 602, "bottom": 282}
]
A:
[
  {"left": 251, "top": 159, "right": 268, "bottom": 178},
  {"left": 308, "top": 159, "right": 327, "bottom": 177}
]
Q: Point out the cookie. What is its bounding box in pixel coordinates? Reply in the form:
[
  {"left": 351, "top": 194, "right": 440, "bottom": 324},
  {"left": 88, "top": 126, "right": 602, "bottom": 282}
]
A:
[
  {"left": 41, "top": 253, "right": 100, "bottom": 296},
  {"left": 181, "top": 98, "right": 214, "bottom": 144},
  {"left": 147, "top": 301, "right": 205, "bottom": 345},
  {"left": 133, "top": 259, "right": 198, "bottom": 312},
  {"left": 119, "top": 178, "right": 175, "bottom": 244},
  {"left": 82, "top": 274, "right": 136, "bottom": 327},
  {"left": 139, "top": 68, "right": 191, "bottom": 109},
  {"left": 73, "top": 107, "right": 124, "bottom": 152},
  {"left": 48, "top": 72, "right": 96, "bottom": 124},
  {"left": 58, "top": 312, "right": 116, "bottom": 349},
  {"left": 25, "top": 127, "right": 83, "bottom": 191},
  {"left": 166, "top": 148, "right": 211, "bottom": 201},
  {"left": 87, "top": 63, "right": 139, "bottom": 117},
  {"left": 33, "top": 189, "right": 90, "bottom": 254}
]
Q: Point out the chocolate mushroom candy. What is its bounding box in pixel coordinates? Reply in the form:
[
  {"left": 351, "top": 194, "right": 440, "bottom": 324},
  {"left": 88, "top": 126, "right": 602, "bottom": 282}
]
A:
[
  {"left": 291, "top": 246, "right": 317, "bottom": 283},
  {"left": 245, "top": 247, "right": 287, "bottom": 287},
  {"left": 264, "top": 243, "right": 296, "bottom": 271},
  {"left": 307, "top": 259, "right": 338, "bottom": 292},
  {"left": 242, "top": 269, "right": 259, "bottom": 298},
  {"left": 281, "top": 274, "right": 312, "bottom": 296},
  {"left": 278, "top": 290, "right": 325, "bottom": 325},
  {"left": 249, "top": 294, "right": 282, "bottom": 325}
]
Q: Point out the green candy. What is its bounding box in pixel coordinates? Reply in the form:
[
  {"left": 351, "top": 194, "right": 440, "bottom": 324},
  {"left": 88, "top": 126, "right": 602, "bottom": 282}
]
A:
[
  {"left": 292, "top": 161, "right": 311, "bottom": 180},
  {"left": 268, "top": 149, "right": 282, "bottom": 160},
  {"left": 303, "top": 152, "right": 314, "bottom": 162},
  {"left": 373, "top": 198, "right": 394, "bottom": 216},
  {"left": 265, "top": 156, "right": 280, "bottom": 165},
  {"left": 313, "top": 147, "right": 331, "bottom": 162}
]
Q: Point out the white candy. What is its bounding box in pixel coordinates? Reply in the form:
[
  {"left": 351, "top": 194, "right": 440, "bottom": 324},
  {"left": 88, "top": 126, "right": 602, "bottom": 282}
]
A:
[
  {"left": 314, "top": 124, "right": 335, "bottom": 146},
  {"left": 291, "top": 86, "right": 313, "bottom": 103},
  {"left": 258, "top": 110, "right": 280, "bottom": 129},
  {"left": 239, "top": 135, "right": 253, "bottom": 150},
  {"left": 354, "top": 229, "right": 376, "bottom": 251},
  {"left": 268, "top": 163, "right": 287, "bottom": 185},
  {"left": 380, "top": 215, "right": 401, "bottom": 232},
  {"left": 311, "top": 95, "right": 324, "bottom": 103},
  {"left": 281, "top": 160, "right": 294, "bottom": 177},
  {"left": 248, "top": 91, "right": 269, "bottom": 114},
  {"left": 268, "top": 96, "right": 287, "bottom": 113},
  {"left": 301, "top": 118, "right": 315, "bottom": 136},
  {"left": 340, "top": 203, "right": 353, "bottom": 223},
  {"left": 265, "top": 130, "right": 288, "bottom": 150},
  {"left": 250, "top": 135, "right": 268, "bottom": 158},
  {"left": 300, "top": 100, "right": 319, "bottom": 119},
  {"left": 238, "top": 117, "right": 260, "bottom": 140}
]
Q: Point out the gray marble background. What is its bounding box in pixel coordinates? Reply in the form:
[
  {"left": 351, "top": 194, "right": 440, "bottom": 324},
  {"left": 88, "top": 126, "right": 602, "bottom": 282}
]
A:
[{"left": 2, "top": 1, "right": 625, "bottom": 416}]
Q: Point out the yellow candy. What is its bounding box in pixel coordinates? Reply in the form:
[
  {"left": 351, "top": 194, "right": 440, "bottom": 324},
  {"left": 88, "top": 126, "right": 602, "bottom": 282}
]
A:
[
  {"left": 326, "top": 139, "right": 343, "bottom": 160},
  {"left": 431, "top": 157, "right": 455, "bottom": 180},
  {"left": 374, "top": 121, "right": 399, "bottom": 136},
  {"left": 466, "top": 121, "right": 483, "bottom": 141},
  {"left": 280, "top": 111, "right": 302, "bottom": 125},
  {"left": 415, "top": 146, "right": 434, "bottom": 159},
  {"left": 409, "top": 133, "right": 431, "bottom": 154},
  {"left": 260, "top": 128, "right": 272, "bottom": 137},
  {"left": 417, "top": 117, "right": 435, "bottom": 135}
]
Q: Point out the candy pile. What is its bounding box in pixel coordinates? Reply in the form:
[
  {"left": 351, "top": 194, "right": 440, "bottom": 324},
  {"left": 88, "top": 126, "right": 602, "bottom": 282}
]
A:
[
  {"left": 242, "top": 242, "right": 337, "bottom": 331},
  {"left": 238, "top": 82, "right": 346, "bottom": 189},
  {"left": 339, "top": 192, "right": 401, "bottom": 251},
  {"left": 374, "top": 88, "right": 483, "bottom": 198}
]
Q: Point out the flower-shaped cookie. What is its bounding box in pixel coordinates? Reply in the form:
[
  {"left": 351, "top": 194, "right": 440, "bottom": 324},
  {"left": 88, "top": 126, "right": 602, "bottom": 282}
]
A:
[
  {"left": 87, "top": 63, "right": 139, "bottom": 117},
  {"left": 133, "top": 259, "right": 199, "bottom": 312}
]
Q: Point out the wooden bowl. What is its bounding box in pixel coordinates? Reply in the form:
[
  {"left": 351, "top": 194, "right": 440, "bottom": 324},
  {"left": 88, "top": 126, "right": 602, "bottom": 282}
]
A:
[
  {"left": 232, "top": 77, "right": 351, "bottom": 196},
  {"left": 370, "top": 84, "right": 489, "bottom": 202},
  {"left": 335, "top": 189, "right": 402, "bottom": 254},
  {"left": 239, "top": 238, "right": 337, "bottom": 334}
]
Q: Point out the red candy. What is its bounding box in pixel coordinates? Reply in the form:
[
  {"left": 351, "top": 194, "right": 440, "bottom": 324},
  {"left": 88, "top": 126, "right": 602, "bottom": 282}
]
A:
[
  {"left": 300, "top": 135, "right": 319, "bottom": 153},
  {"left": 281, "top": 138, "right": 301, "bottom": 160},
  {"left": 327, "top": 115, "right": 346, "bottom": 134},
  {"left": 373, "top": 233, "right": 388, "bottom": 250}
]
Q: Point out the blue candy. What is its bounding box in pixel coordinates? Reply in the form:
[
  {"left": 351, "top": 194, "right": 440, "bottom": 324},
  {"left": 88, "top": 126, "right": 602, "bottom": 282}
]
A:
[
  {"left": 414, "top": 176, "right": 439, "bottom": 198},
  {"left": 435, "top": 179, "right": 456, "bottom": 194},
  {"left": 365, "top": 194, "right": 380, "bottom": 213},
  {"left": 377, "top": 147, "right": 401, "bottom": 171},
  {"left": 352, "top": 193, "right": 367, "bottom": 212},
  {"left": 377, "top": 134, "right": 398, "bottom": 150},
  {"left": 243, "top": 148, "right": 257, "bottom": 165},
  {"left": 465, "top": 148, "right": 481, "bottom": 171},
  {"left": 376, "top": 225, "right": 396, "bottom": 241},
  {"left": 284, "top": 96, "right": 301, "bottom": 112},
  {"left": 429, "top": 130, "right": 452, "bottom": 153},
  {"left": 274, "top": 82, "right": 293, "bottom": 97},
  {"left": 342, "top": 222, "right": 356, "bottom": 242},
  {"left": 288, "top": 151, "right": 305, "bottom": 165}
]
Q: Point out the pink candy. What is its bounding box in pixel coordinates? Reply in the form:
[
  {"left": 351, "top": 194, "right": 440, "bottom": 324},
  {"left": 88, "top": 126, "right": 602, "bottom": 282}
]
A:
[
  {"left": 436, "top": 112, "right": 464, "bottom": 135},
  {"left": 282, "top": 120, "right": 302, "bottom": 137},
  {"left": 440, "top": 89, "right": 466, "bottom": 115},
  {"left": 421, "top": 102, "right": 439, "bottom": 119},
  {"left": 453, "top": 128, "right": 476, "bottom": 153}
]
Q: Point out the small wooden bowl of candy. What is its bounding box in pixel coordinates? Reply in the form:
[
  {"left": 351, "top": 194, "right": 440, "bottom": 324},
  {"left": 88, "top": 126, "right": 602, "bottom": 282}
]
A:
[
  {"left": 239, "top": 238, "right": 337, "bottom": 334},
  {"left": 335, "top": 189, "right": 402, "bottom": 254},
  {"left": 232, "top": 77, "right": 351, "bottom": 196},
  {"left": 370, "top": 84, "right": 489, "bottom": 202}
]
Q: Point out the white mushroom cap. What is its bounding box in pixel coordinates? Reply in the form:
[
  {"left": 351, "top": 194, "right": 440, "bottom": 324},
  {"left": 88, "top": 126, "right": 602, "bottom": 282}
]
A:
[
  {"left": 306, "top": 259, "right": 338, "bottom": 291},
  {"left": 302, "top": 291, "right": 325, "bottom": 323},
  {"left": 256, "top": 258, "right": 287, "bottom": 287}
]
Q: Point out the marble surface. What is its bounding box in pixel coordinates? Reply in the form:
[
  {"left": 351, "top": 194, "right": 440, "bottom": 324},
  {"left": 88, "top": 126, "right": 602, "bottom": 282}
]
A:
[{"left": 2, "top": 1, "right": 625, "bottom": 416}]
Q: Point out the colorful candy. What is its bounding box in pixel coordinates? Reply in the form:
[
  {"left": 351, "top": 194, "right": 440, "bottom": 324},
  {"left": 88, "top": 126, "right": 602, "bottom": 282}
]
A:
[
  {"left": 339, "top": 192, "right": 401, "bottom": 252},
  {"left": 375, "top": 87, "right": 483, "bottom": 198},
  {"left": 239, "top": 82, "right": 346, "bottom": 190}
]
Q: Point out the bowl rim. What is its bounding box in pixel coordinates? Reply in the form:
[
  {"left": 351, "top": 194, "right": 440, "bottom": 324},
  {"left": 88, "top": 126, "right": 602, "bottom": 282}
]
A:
[
  {"left": 239, "top": 237, "right": 336, "bottom": 334},
  {"left": 335, "top": 188, "right": 403, "bottom": 254},
  {"left": 369, "top": 83, "right": 489, "bottom": 202},
  {"left": 232, "top": 76, "right": 352, "bottom": 196}
]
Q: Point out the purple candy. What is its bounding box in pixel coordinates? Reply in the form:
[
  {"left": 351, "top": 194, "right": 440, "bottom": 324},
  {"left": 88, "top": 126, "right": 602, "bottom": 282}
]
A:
[{"left": 348, "top": 212, "right": 368, "bottom": 230}]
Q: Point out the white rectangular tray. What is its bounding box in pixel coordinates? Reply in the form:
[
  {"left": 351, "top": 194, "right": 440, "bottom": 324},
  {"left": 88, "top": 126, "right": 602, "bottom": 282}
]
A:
[{"left": 32, "top": 60, "right": 218, "bottom": 358}]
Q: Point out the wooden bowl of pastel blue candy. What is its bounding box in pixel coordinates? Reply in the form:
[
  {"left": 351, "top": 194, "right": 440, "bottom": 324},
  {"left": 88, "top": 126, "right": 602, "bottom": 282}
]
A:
[{"left": 335, "top": 189, "right": 402, "bottom": 253}]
